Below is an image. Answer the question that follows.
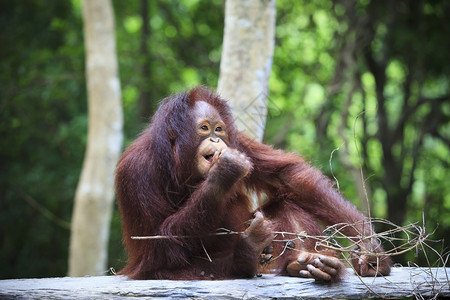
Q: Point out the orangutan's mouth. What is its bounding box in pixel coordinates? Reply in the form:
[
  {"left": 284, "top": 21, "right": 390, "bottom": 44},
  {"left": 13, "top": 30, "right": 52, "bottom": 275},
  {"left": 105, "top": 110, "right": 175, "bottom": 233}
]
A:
[{"left": 203, "top": 153, "right": 215, "bottom": 162}]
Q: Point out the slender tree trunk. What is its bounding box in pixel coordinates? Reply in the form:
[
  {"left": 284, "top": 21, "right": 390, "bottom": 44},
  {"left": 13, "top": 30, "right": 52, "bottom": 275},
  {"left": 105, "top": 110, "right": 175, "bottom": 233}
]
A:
[
  {"left": 137, "top": 0, "right": 152, "bottom": 121},
  {"left": 69, "top": 0, "right": 123, "bottom": 276},
  {"left": 217, "top": 0, "right": 276, "bottom": 142}
]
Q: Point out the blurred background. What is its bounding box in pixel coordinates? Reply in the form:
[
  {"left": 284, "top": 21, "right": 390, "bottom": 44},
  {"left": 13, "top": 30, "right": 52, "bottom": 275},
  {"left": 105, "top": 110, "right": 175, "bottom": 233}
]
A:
[{"left": 0, "top": 0, "right": 449, "bottom": 279}]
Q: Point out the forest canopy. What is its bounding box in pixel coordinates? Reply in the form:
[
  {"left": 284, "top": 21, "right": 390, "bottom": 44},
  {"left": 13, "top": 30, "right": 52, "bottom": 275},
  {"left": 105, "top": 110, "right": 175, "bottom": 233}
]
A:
[{"left": 0, "top": 0, "right": 449, "bottom": 279}]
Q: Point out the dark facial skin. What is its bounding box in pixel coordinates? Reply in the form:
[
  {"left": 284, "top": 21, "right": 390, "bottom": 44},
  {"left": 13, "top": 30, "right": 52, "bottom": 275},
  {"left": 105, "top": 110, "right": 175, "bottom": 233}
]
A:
[{"left": 194, "top": 101, "right": 229, "bottom": 176}]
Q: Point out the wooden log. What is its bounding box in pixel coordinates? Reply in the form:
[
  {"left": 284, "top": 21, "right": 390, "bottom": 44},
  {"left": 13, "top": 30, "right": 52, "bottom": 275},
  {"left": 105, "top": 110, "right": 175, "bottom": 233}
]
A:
[{"left": 0, "top": 267, "right": 448, "bottom": 299}]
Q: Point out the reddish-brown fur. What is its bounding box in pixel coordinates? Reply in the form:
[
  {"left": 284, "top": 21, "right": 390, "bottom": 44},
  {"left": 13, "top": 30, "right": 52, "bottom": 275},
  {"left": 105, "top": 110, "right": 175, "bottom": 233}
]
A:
[{"left": 115, "top": 86, "right": 392, "bottom": 280}]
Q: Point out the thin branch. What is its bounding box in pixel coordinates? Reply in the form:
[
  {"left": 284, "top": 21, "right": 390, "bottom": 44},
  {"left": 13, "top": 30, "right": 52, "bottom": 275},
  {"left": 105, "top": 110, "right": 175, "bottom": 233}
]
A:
[
  {"left": 21, "top": 192, "right": 71, "bottom": 230},
  {"left": 131, "top": 218, "right": 433, "bottom": 260}
]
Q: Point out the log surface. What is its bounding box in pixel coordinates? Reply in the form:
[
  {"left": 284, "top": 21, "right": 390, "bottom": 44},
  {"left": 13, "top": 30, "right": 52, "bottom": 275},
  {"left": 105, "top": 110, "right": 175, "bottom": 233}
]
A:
[{"left": 0, "top": 267, "right": 449, "bottom": 299}]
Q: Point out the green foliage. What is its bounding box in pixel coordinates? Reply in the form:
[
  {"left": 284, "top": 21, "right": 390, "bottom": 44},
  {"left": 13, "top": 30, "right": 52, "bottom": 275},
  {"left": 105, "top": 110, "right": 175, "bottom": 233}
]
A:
[
  {"left": 1, "top": 0, "right": 448, "bottom": 278},
  {"left": 113, "top": 0, "right": 223, "bottom": 137},
  {"left": 267, "top": 0, "right": 450, "bottom": 266},
  {"left": 0, "top": 0, "right": 85, "bottom": 278}
]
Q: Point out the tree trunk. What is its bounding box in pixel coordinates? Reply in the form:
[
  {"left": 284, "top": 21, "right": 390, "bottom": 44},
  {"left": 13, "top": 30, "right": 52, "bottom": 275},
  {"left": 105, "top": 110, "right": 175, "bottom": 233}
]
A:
[
  {"left": 217, "top": 0, "right": 276, "bottom": 142},
  {"left": 137, "top": 0, "right": 153, "bottom": 121},
  {"left": 69, "top": 0, "right": 123, "bottom": 276}
]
